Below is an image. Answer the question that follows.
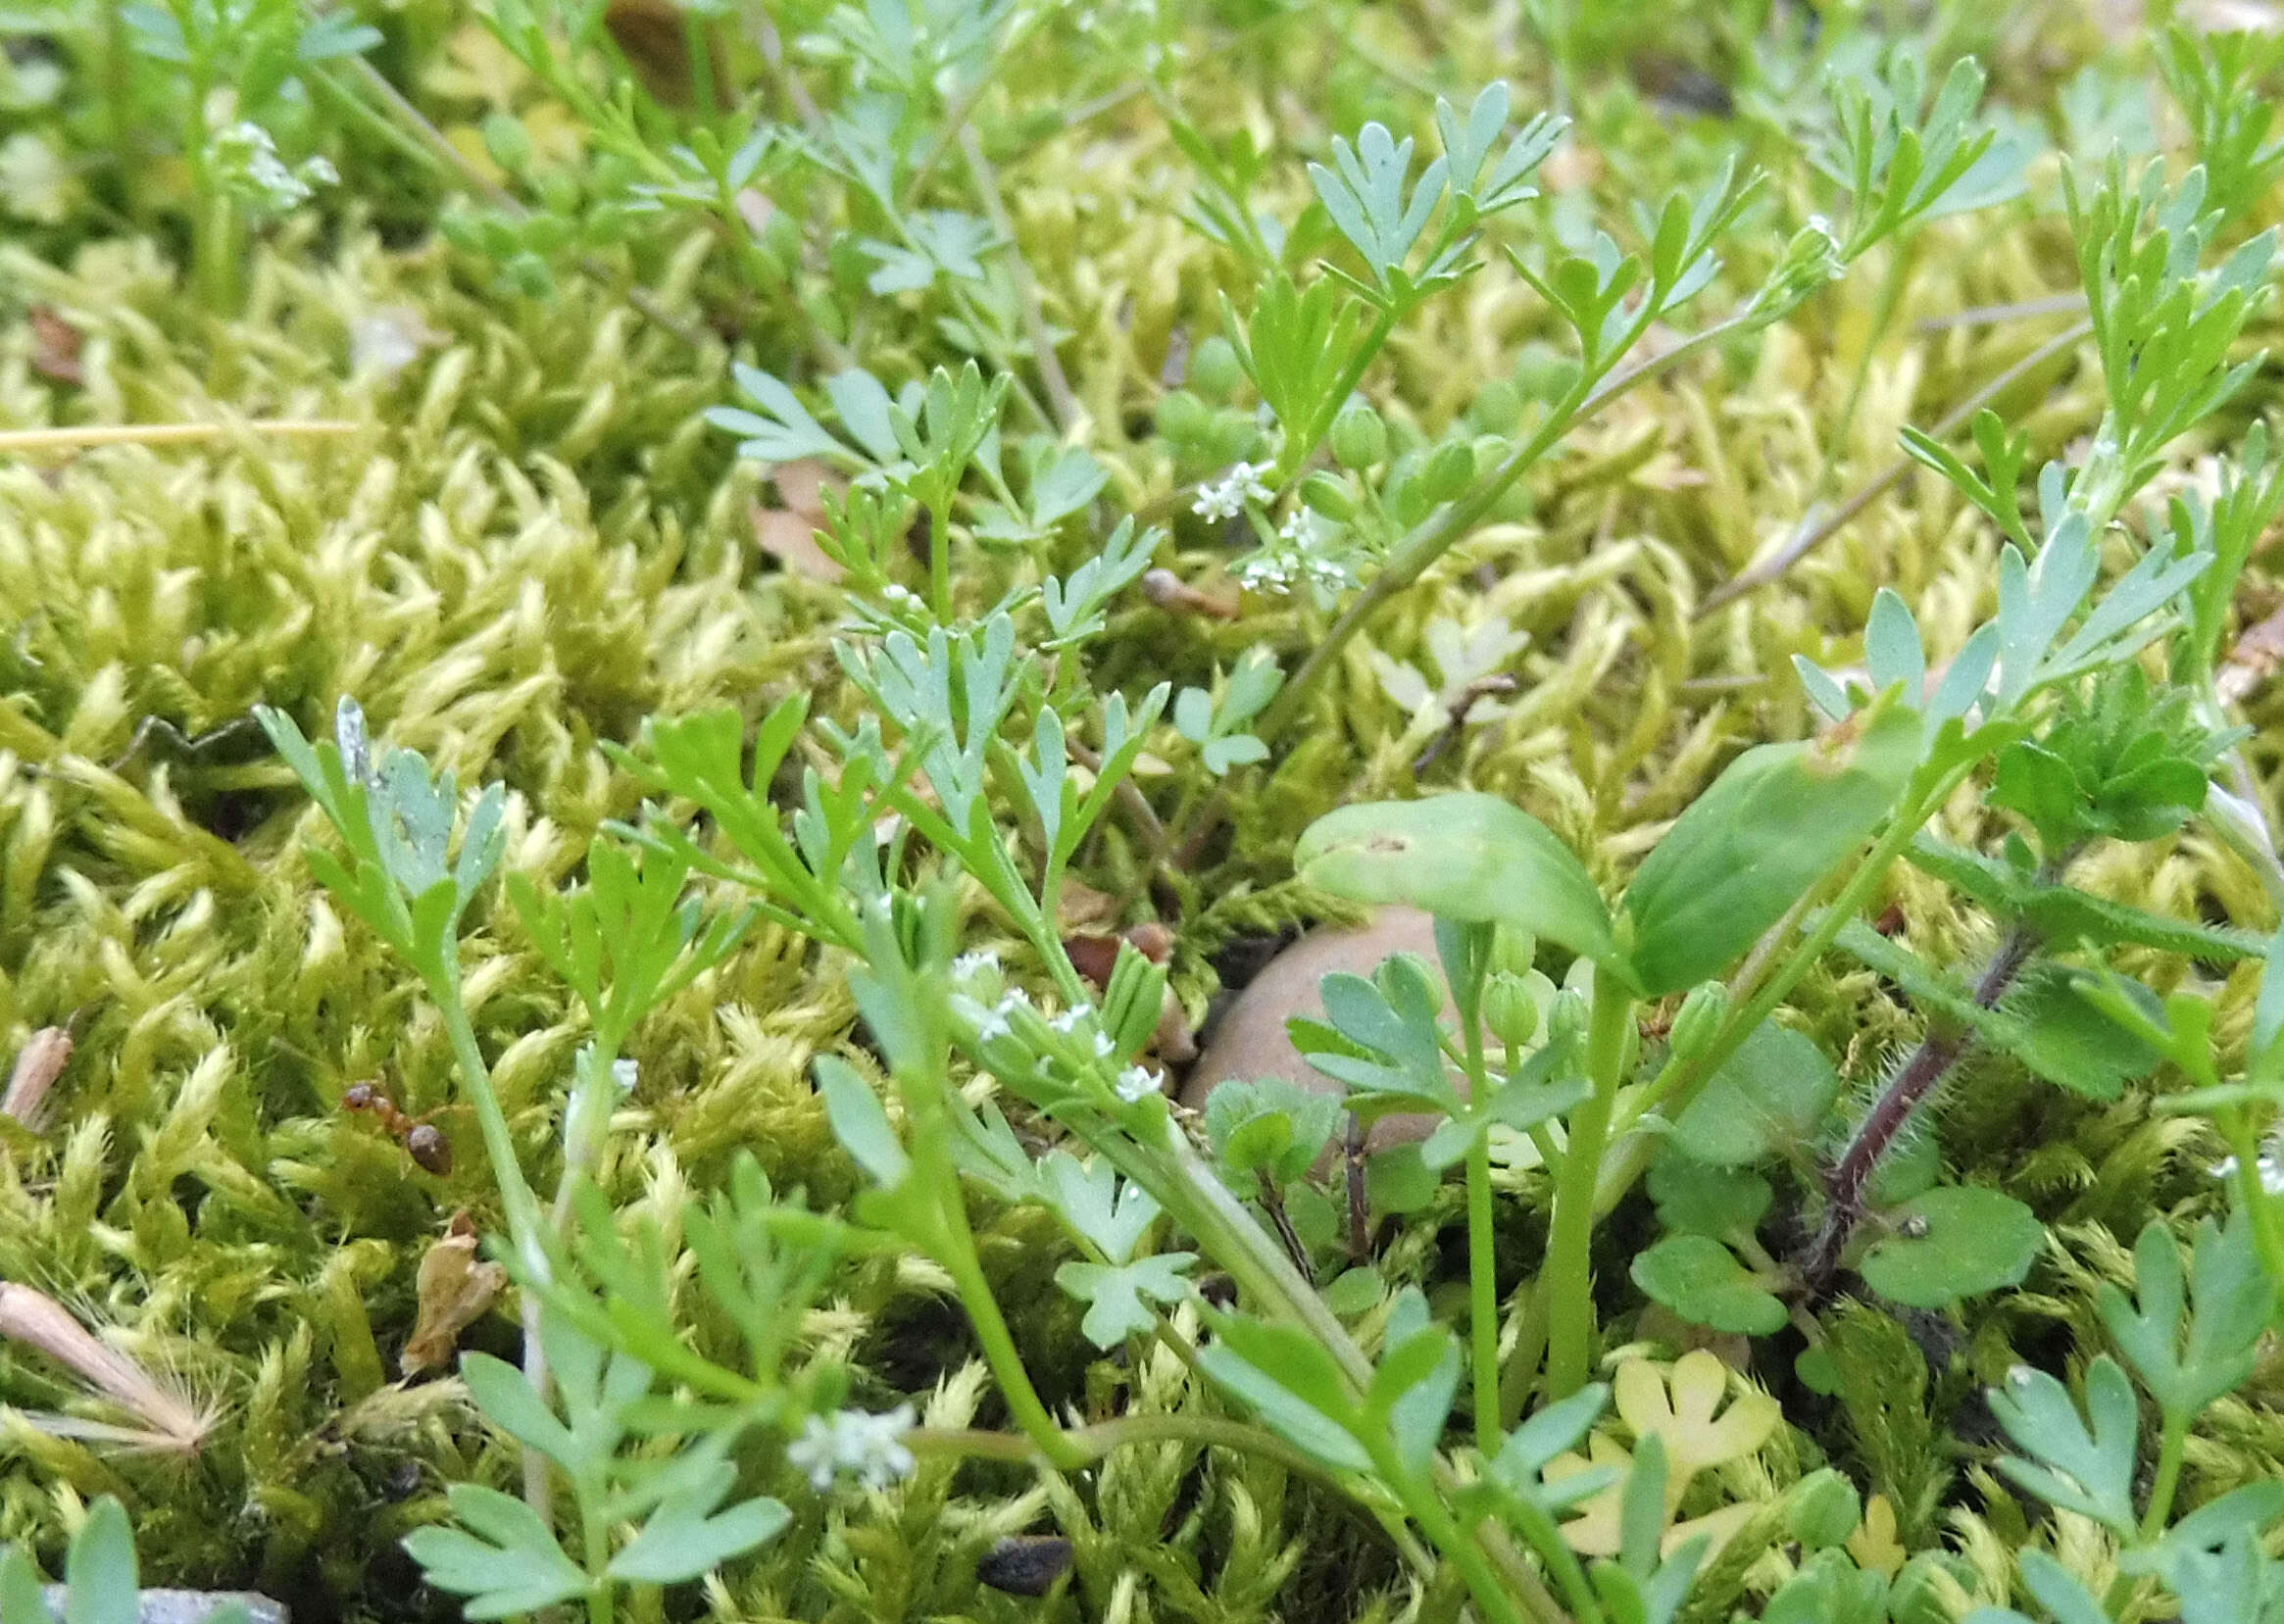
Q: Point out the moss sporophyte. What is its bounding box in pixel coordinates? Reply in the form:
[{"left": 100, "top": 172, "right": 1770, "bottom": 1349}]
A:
[{"left": 8, "top": 9, "right": 2284, "bottom": 1624}]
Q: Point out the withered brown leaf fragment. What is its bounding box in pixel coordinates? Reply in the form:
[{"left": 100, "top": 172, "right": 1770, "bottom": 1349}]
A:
[
  {"left": 1, "top": 1026, "right": 73, "bottom": 1130},
  {"left": 401, "top": 1211, "right": 508, "bottom": 1377}
]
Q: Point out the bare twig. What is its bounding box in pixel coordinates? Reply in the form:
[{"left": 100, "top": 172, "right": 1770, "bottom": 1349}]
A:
[{"left": 1698, "top": 320, "right": 2091, "bottom": 617}]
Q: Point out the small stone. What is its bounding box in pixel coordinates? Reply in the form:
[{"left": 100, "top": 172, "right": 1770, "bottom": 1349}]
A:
[{"left": 39, "top": 1593, "right": 286, "bottom": 1624}]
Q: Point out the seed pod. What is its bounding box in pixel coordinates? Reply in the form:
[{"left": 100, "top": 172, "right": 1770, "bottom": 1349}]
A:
[
  {"left": 1420, "top": 441, "right": 1475, "bottom": 506},
  {"left": 1299, "top": 470, "right": 1359, "bottom": 521},
  {"left": 1329, "top": 403, "right": 1389, "bottom": 469},
  {"left": 1189, "top": 335, "right": 1244, "bottom": 402},
  {"left": 1666, "top": 981, "right": 1729, "bottom": 1062},
  {"left": 1156, "top": 388, "right": 1209, "bottom": 442},
  {"left": 1482, "top": 972, "right": 1540, "bottom": 1048}
]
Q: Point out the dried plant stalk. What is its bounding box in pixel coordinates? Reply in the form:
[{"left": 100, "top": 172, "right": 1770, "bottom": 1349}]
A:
[{"left": 0, "top": 1283, "right": 213, "bottom": 1454}]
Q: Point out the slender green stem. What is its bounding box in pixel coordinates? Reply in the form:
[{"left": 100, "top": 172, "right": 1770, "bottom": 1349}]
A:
[
  {"left": 1457, "top": 988, "right": 1504, "bottom": 1453},
  {"left": 1465, "top": 1136, "right": 1502, "bottom": 1453},
  {"left": 938, "top": 1235, "right": 1088, "bottom": 1469},
  {"left": 581, "top": 1485, "right": 613, "bottom": 1624},
  {"left": 1251, "top": 302, "right": 1765, "bottom": 749},
  {"left": 1373, "top": 1452, "right": 1534, "bottom": 1624},
  {"left": 1543, "top": 980, "right": 1634, "bottom": 1402},
  {"left": 683, "top": 11, "right": 718, "bottom": 120},
  {"left": 432, "top": 976, "right": 547, "bottom": 1263},
  {"left": 928, "top": 495, "right": 953, "bottom": 619},
  {"left": 2100, "top": 1411, "right": 2188, "bottom": 1618}
]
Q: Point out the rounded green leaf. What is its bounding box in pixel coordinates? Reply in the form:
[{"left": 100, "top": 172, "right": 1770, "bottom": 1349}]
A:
[
  {"left": 1860, "top": 1187, "right": 2044, "bottom": 1307},
  {"left": 1631, "top": 1235, "right": 1788, "bottom": 1335},
  {"left": 1671, "top": 1022, "right": 1842, "bottom": 1165},
  {"left": 1297, "top": 794, "right": 1625, "bottom": 980},
  {"left": 1623, "top": 701, "right": 1919, "bottom": 995}
]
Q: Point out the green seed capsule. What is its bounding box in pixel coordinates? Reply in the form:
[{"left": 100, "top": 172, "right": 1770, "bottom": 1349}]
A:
[
  {"left": 1483, "top": 972, "right": 1541, "bottom": 1048},
  {"left": 1300, "top": 471, "right": 1358, "bottom": 521},
  {"left": 1471, "top": 377, "right": 1523, "bottom": 435},
  {"left": 1330, "top": 403, "right": 1389, "bottom": 469},
  {"left": 1666, "top": 981, "right": 1730, "bottom": 1061},
  {"left": 1157, "top": 388, "right": 1210, "bottom": 442},
  {"left": 1513, "top": 340, "right": 1580, "bottom": 403},
  {"left": 1190, "top": 335, "right": 1245, "bottom": 403},
  {"left": 1421, "top": 441, "right": 1475, "bottom": 506}
]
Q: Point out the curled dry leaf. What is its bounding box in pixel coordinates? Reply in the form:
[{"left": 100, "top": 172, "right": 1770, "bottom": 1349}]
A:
[
  {"left": 27, "top": 307, "right": 82, "bottom": 385},
  {"left": 2, "top": 1026, "right": 72, "bottom": 1130},
  {"left": 401, "top": 1211, "right": 508, "bottom": 1377},
  {"left": 752, "top": 457, "right": 847, "bottom": 582}
]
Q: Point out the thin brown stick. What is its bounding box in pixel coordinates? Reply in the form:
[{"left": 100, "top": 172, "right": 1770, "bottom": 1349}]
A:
[{"left": 1697, "top": 319, "right": 2090, "bottom": 616}]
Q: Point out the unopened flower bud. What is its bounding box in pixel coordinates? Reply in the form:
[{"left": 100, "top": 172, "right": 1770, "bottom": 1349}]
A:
[{"left": 1667, "top": 981, "right": 1729, "bottom": 1061}]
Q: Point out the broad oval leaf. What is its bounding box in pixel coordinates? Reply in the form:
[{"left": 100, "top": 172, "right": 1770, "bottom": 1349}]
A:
[
  {"left": 1631, "top": 1235, "right": 1789, "bottom": 1336},
  {"left": 1297, "top": 794, "right": 1625, "bottom": 980},
  {"left": 1669, "top": 1022, "right": 1841, "bottom": 1165},
  {"left": 1624, "top": 700, "right": 1919, "bottom": 995},
  {"left": 1860, "top": 1187, "right": 2043, "bottom": 1307}
]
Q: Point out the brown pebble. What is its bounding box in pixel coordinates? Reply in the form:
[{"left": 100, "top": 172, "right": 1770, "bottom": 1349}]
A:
[{"left": 1179, "top": 907, "right": 1460, "bottom": 1155}]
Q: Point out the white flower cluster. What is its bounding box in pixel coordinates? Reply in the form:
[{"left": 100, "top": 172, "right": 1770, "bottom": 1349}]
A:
[
  {"left": 213, "top": 122, "right": 336, "bottom": 216},
  {"left": 1115, "top": 1063, "right": 1162, "bottom": 1104},
  {"left": 1191, "top": 460, "right": 1273, "bottom": 521},
  {"left": 786, "top": 1403, "right": 918, "bottom": 1493},
  {"left": 1236, "top": 509, "right": 1360, "bottom": 595}
]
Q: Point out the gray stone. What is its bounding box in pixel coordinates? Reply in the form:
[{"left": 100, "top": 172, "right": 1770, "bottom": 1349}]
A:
[{"left": 39, "top": 1591, "right": 287, "bottom": 1624}]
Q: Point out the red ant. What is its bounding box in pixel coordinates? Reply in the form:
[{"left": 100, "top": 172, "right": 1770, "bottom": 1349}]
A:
[{"left": 341, "top": 1082, "right": 453, "bottom": 1175}]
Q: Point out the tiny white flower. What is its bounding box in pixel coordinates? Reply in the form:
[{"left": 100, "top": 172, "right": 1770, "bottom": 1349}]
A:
[
  {"left": 1049, "top": 1003, "right": 1095, "bottom": 1035},
  {"left": 994, "top": 988, "right": 1031, "bottom": 1015},
  {"left": 1115, "top": 1064, "right": 1161, "bottom": 1103},
  {"left": 952, "top": 950, "right": 1000, "bottom": 980},
  {"left": 2006, "top": 1364, "right": 2035, "bottom": 1389},
  {"left": 973, "top": 1009, "right": 1012, "bottom": 1043},
  {"left": 612, "top": 1058, "right": 639, "bottom": 1093},
  {"left": 1277, "top": 507, "right": 1327, "bottom": 548},
  {"left": 787, "top": 1403, "right": 918, "bottom": 1493},
  {"left": 884, "top": 582, "right": 921, "bottom": 605},
  {"left": 1192, "top": 461, "right": 1274, "bottom": 521},
  {"left": 1092, "top": 1031, "right": 1116, "bottom": 1058}
]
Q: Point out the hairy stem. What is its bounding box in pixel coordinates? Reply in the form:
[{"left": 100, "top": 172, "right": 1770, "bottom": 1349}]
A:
[{"left": 1799, "top": 919, "right": 2040, "bottom": 1292}]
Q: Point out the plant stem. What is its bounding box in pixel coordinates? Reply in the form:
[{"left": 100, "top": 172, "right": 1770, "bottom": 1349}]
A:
[
  {"left": 1253, "top": 305, "right": 1764, "bottom": 751},
  {"left": 928, "top": 496, "right": 953, "bottom": 619},
  {"left": 958, "top": 126, "right": 1078, "bottom": 433},
  {"left": 1798, "top": 918, "right": 2040, "bottom": 1293},
  {"left": 1542, "top": 979, "right": 1634, "bottom": 1402},
  {"left": 1465, "top": 1135, "right": 1501, "bottom": 1453},
  {"left": 2101, "top": 1410, "right": 2188, "bottom": 1617},
  {"left": 1697, "top": 319, "right": 2090, "bottom": 616}
]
